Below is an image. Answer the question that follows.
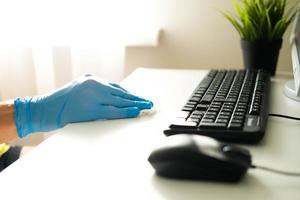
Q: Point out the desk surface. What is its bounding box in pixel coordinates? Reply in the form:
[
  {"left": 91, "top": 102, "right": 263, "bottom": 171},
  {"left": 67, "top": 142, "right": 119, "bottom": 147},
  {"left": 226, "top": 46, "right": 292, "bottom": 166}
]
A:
[{"left": 1, "top": 68, "right": 300, "bottom": 200}]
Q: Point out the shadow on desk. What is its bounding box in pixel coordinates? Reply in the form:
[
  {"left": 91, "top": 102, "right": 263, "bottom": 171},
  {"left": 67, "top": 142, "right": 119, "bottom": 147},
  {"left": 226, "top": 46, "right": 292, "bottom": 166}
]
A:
[{"left": 151, "top": 174, "right": 271, "bottom": 200}]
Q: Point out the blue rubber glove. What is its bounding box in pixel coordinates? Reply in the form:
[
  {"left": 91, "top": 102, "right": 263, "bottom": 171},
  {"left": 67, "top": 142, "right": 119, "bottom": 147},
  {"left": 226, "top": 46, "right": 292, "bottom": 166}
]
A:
[{"left": 14, "top": 74, "right": 153, "bottom": 138}]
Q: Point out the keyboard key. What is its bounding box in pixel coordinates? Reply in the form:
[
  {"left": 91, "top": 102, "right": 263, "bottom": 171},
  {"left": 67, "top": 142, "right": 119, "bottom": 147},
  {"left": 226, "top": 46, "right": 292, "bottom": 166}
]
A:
[
  {"left": 201, "top": 118, "right": 214, "bottom": 123},
  {"left": 190, "top": 97, "right": 201, "bottom": 102},
  {"left": 221, "top": 108, "right": 233, "bottom": 112},
  {"left": 244, "top": 115, "right": 260, "bottom": 127},
  {"left": 214, "top": 98, "right": 226, "bottom": 102},
  {"left": 187, "top": 118, "right": 201, "bottom": 123},
  {"left": 223, "top": 105, "right": 234, "bottom": 110},
  {"left": 200, "top": 95, "right": 214, "bottom": 104},
  {"left": 193, "top": 94, "right": 203, "bottom": 98},
  {"left": 232, "top": 115, "right": 244, "bottom": 121},
  {"left": 236, "top": 105, "right": 247, "bottom": 109},
  {"left": 186, "top": 101, "right": 198, "bottom": 106},
  {"left": 224, "top": 102, "right": 235, "bottom": 106},
  {"left": 249, "top": 109, "right": 259, "bottom": 115},
  {"left": 206, "top": 111, "right": 218, "bottom": 116},
  {"left": 238, "top": 97, "right": 249, "bottom": 103},
  {"left": 183, "top": 104, "right": 195, "bottom": 109},
  {"left": 208, "top": 107, "right": 220, "bottom": 112},
  {"left": 207, "top": 70, "right": 217, "bottom": 77},
  {"left": 233, "top": 112, "right": 245, "bottom": 116},
  {"left": 190, "top": 114, "right": 203, "bottom": 120},
  {"left": 216, "top": 119, "right": 229, "bottom": 124},
  {"left": 203, "top": 114, "right": 216, "bottom": 120},
  {"left": 196, "top": 104, "right": 209, "bottom": 111},
  {"left": 170, "top": 119, "right": 198, "bottom": 129},
  {"left": 195, "top": 91, "right": 205, "bottom": 95},
  {"left": 212, "top": 102, "right": 222, "bottom": 106},
  {"left": 177, "top": 111, "right": 190, "bottom": 119},
  {"left": 220, "top": 111, "right": 231, "bottom": 116},
  {"left": 182, "top": 106, "right": 194, "bottom": 112},
  {"left": 235, "top": 108, "right": 246, "bottom": 113},
  {"left": 249, "top": 106, "right": 260, "bottom": 115},
  {"left": 191, "top": 110, "right": 204, "bottom": 116},
  {"left": 218, "top": 115, "right": 231, "bottom": 120}
]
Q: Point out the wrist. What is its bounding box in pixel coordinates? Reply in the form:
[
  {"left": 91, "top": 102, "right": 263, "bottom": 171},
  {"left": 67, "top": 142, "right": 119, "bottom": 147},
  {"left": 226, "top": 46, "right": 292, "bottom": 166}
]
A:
[
  {"left": 0, "top": 100, "right": 18, "bottom": 142},
  {"left": 14, "top": 97, "right": 34, "bottom": 138},
  {"left": 14, "top": 96, "right": 63, "bottom": 138}
]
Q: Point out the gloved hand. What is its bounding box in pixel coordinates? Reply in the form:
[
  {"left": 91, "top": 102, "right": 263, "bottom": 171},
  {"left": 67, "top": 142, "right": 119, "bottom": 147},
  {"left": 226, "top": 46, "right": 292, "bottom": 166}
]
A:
[{"left": 14, "top": 74, "right": 153, "bottom": 138}]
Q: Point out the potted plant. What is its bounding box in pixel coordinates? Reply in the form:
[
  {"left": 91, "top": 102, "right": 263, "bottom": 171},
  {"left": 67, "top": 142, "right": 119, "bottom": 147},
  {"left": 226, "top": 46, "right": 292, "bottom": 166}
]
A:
[{"left": 222, "top": 0, "right": 299, "bottom": 76}]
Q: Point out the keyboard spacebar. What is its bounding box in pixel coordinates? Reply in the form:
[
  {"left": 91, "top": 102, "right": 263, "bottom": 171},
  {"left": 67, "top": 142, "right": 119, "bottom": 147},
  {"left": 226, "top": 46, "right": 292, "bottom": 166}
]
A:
[{"left": 170, "top": 119, "right": 198, "bottom": 129}]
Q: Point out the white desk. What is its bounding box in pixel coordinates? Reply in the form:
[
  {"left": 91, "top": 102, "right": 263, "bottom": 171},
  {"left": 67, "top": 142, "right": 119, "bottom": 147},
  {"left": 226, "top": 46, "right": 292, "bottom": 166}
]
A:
[{"left": 1, "top": 68, "right": 300, "bottom": 199}]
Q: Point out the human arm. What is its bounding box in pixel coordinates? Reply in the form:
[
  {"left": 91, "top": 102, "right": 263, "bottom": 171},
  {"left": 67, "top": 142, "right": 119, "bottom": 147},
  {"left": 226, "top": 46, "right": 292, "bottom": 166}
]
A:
[
  {"left": 0, "top": 101, "right": 18, "bottom": 143},
  {"left": 11, "top": 74, "right": 153, "bottom": 140}
]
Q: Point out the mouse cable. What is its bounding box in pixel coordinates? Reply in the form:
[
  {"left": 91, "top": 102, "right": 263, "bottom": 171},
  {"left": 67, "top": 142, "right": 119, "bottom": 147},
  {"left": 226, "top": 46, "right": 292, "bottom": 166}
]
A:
[
  {"left": 250, "top": 164, "right": 300, "bottom": 177},
  {"left": 268, "top": 113, "right": 300, "bottom": 121}
]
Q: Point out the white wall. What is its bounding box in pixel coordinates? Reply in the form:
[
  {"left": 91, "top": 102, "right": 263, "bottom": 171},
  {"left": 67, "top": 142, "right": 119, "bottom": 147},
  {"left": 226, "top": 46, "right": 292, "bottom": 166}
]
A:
[{"left": 125, "top": 0, "right": 294, "bottom": 75}]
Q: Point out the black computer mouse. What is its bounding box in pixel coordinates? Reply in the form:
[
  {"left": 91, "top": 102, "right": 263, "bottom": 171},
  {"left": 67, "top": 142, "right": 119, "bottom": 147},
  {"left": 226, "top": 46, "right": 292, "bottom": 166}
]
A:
[{"left": 148, "top": 134, "right": 252, "bottom": 182}]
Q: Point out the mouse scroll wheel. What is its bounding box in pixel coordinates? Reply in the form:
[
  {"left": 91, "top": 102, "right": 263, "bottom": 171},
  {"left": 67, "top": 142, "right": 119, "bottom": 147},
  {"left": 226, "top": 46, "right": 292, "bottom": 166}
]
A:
[{"left": 221, "top": 145, "right": 251, "bottom": 158}]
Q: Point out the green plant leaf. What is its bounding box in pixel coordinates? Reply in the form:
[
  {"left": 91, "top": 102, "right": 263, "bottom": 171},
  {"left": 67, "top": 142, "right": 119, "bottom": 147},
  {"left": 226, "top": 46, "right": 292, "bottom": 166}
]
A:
[
  {"left": 233, "top": 0, "right": 244, "bottom": 19},
  {"left": 266, "top": 9, "right": 273, "bottom": 40},
  {"left": 222, "top": 0, "right": 300, "bottom": 41},
  {"left": 222, "top": 11, "right": 245, "bottom": 38}
]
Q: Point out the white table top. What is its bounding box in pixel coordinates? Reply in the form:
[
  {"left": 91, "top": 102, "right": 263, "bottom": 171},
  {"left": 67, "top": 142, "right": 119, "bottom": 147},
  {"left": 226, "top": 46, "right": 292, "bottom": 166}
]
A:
[{"left": 1, "top": 68, "right": 300, "bottom": 200}]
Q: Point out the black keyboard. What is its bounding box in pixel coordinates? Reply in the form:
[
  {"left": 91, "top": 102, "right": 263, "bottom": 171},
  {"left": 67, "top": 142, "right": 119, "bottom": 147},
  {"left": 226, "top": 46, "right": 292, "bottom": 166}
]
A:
[{"left": 164, "top": 69, "right": 271, "bottom": 143}]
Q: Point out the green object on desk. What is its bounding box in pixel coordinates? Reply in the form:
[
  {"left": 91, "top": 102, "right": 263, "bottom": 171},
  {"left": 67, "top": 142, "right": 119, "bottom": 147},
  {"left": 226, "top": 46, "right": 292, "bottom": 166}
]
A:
[{"left": 221, "top": 0, "right": 299, "bottom": 41}]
